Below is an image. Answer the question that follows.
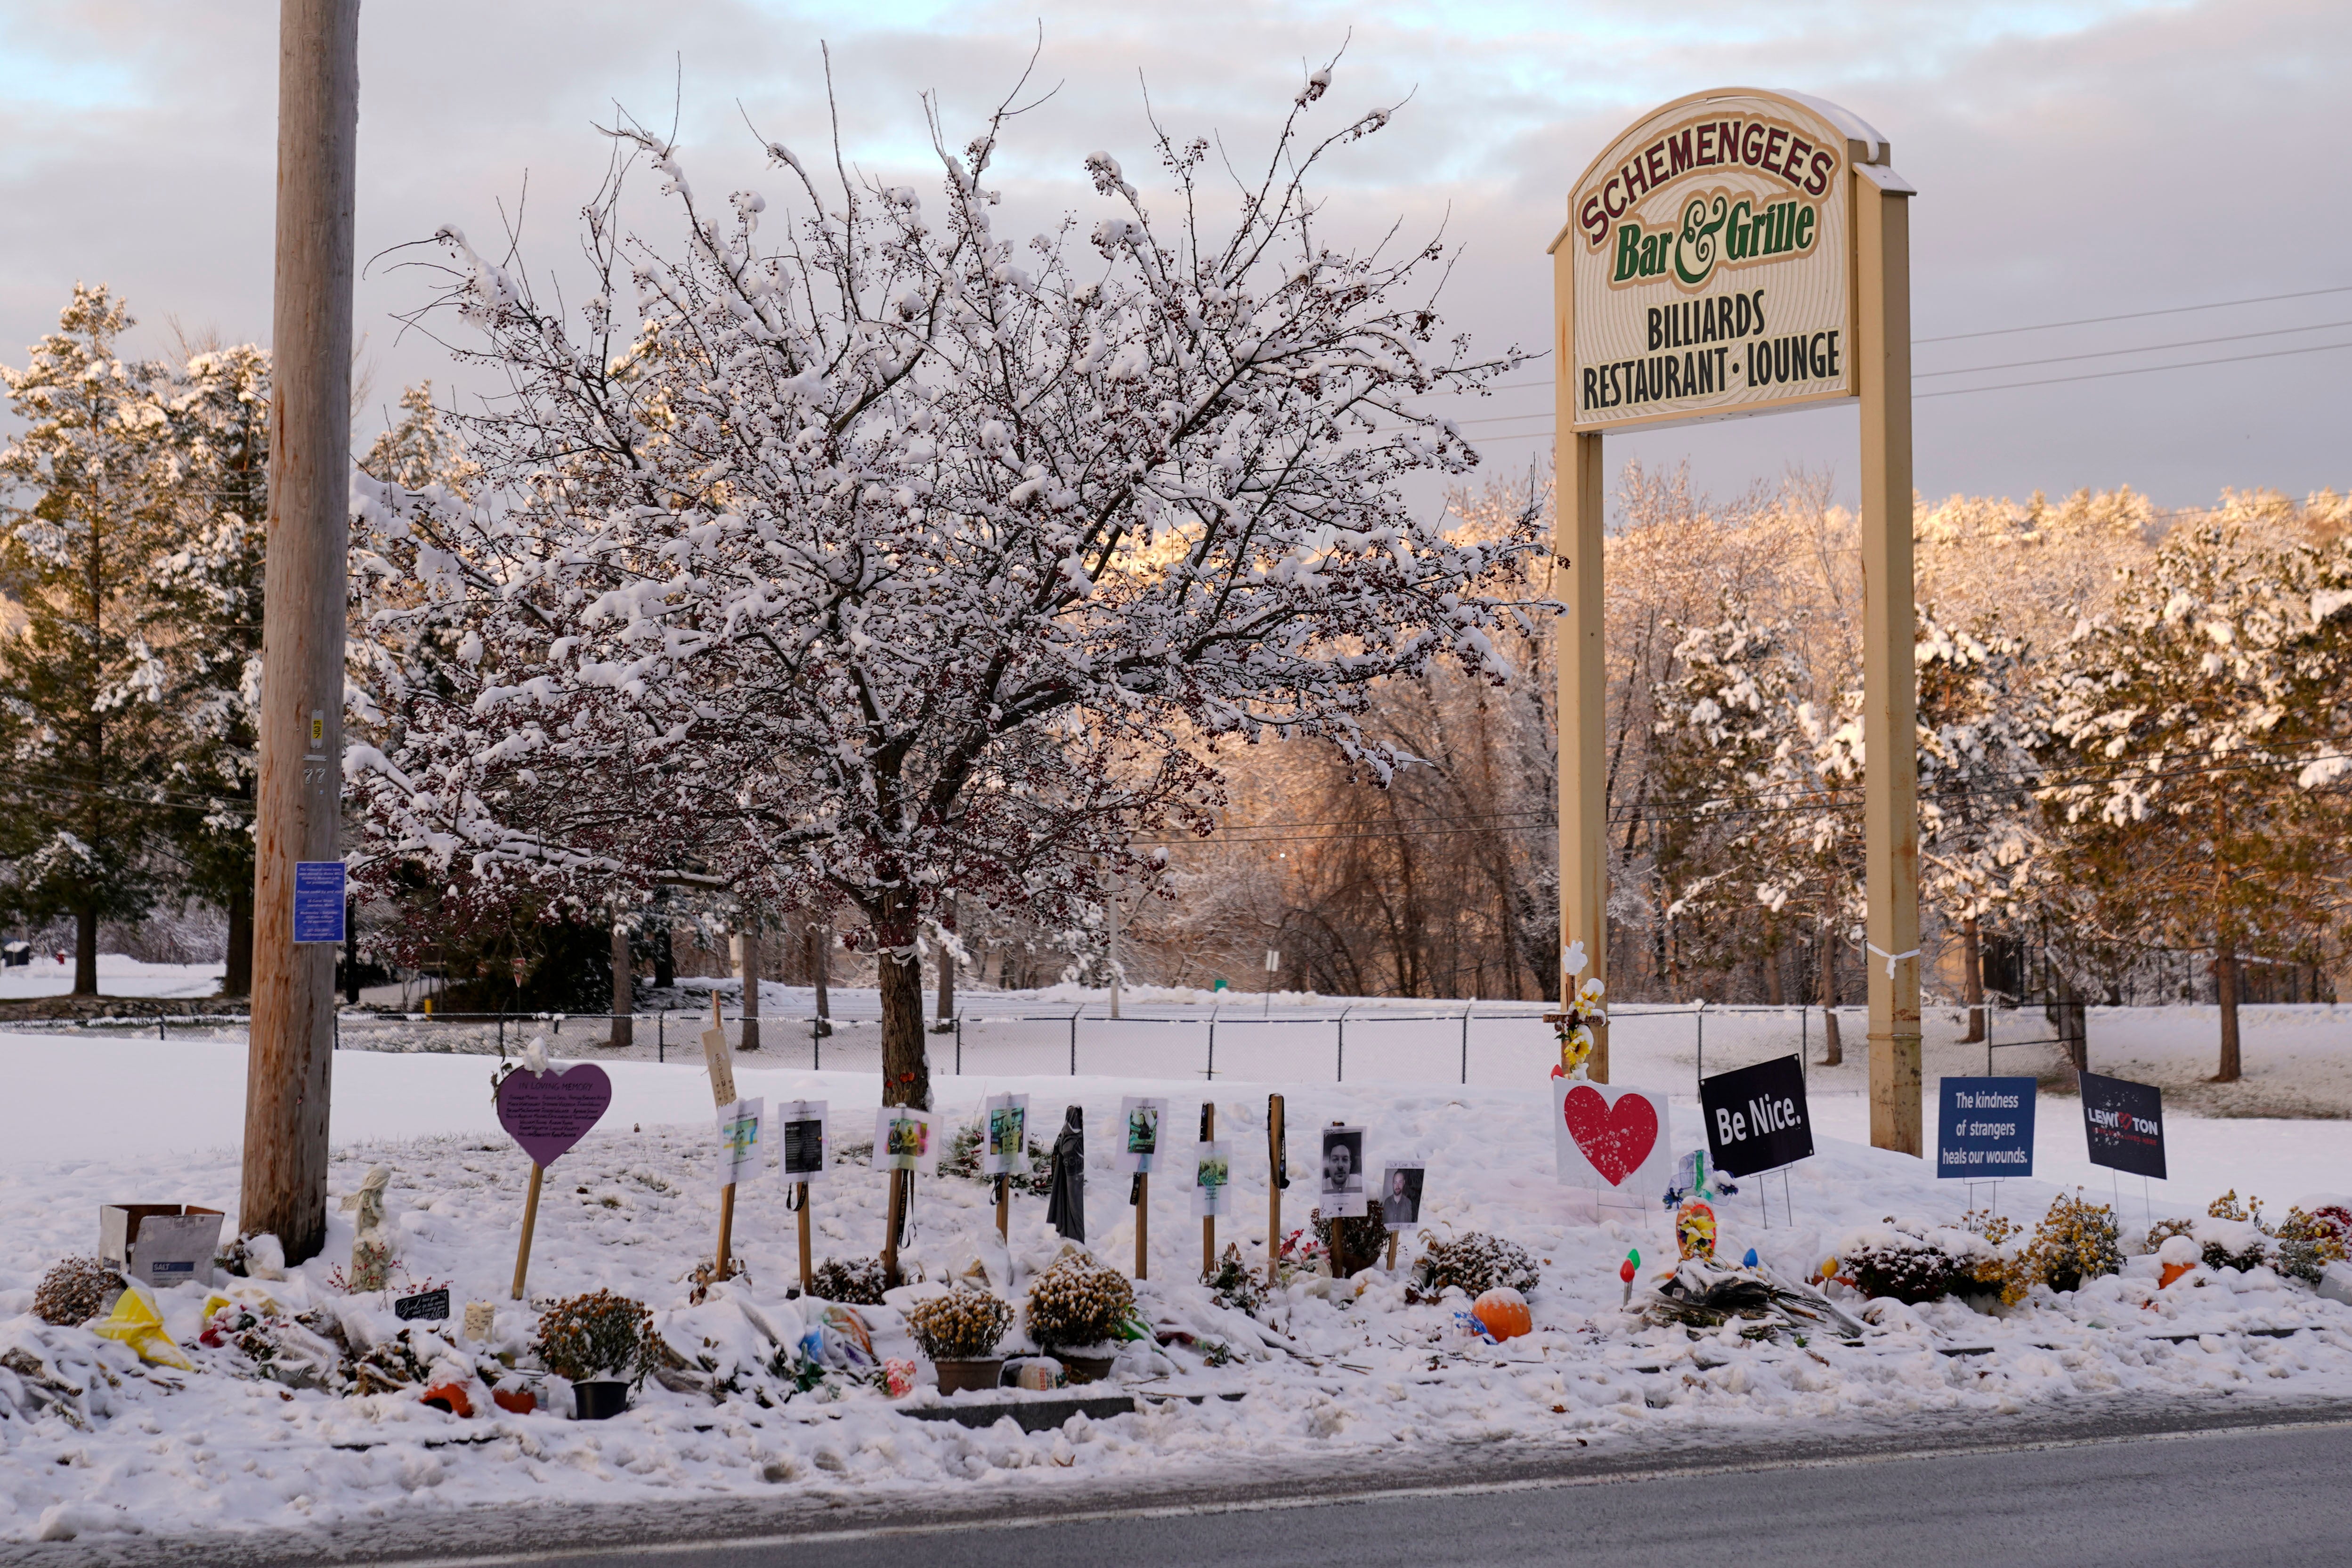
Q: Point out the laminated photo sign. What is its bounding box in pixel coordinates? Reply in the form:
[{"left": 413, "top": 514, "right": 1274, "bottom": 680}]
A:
[
  {"left": 101, "top": 1205, "right": 225, "bottom": 1291},
  {"left": 1192, "top": 1141, "right": 1233, "bottom": 1219},
  {"left": 2080, "top": 1072, "right": 2166, "bottom": 1180},
  {"left": 1379, "top": 1162, "right": 1425, "bottom": 1230},
  {"left": 983, "top": 1093, "right": 1030, "bottom": 1177},
  {"left": 873, "top": 1106, "right": 939, "bottom": 1174},
  {"left": 1319, "top": 1125, "right": 1367, "bottom": 1218},
  {"left": 1938, "top": 1076, "right": 2036, "bottom": 1178},
  {"left": 719, "top": 1097, "right": 767, "bottom": 1186},
  {"left": 1553, "top": 1081, "right": 1670, "bottom": 1198},
  {"left": 1119, "top": 1096, "right": 1168, "bottom": 1175},
  {"left": 780, "top": 1100, "right": 828, "bottom": 1183},
  {"left": 1698, "top": 1055, "right": 1813, "bottom": 1178}
]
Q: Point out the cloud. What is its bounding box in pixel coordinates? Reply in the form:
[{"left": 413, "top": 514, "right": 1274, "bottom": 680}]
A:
[{"left": 0, "top": 0, "right": 2341, "bottom": 510}]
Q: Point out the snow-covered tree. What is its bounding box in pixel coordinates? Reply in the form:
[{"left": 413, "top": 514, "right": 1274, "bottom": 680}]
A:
[
  {"left": 2040, "top": 524, "right": 2352, "bottom": 1079},
  {"left": 0, "top": 286, "right": 185, "bottom": 992},
  {"left": 152, "top": 342, "right": 272, "bottom": 995},
  {"left": 348, "top": 60, "right": 1532, "bottom": 1106},
  {"left": 1914, "top": 610, "right": 2046, "bottom": 1037}
]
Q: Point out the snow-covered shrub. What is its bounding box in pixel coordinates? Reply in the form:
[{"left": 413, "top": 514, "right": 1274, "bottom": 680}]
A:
[
  {"left": 1834, "top": 1222, "right": 2000, "bottom": 1304},
  {"left": 2273, "top": 1206, "right": 2352, "bottom": 1285},
  {"left": 32, "top": 1258, "right": 116, "bottom": 1327},
  {"left": 2017, "top": 1192, "right": 2123, "bottom": 1296},
  {"left": 811, "top": 1258, "right": 889, "bottom": 1306},
  {"left": 1411, "top": 1233, "right": 1541, "bottom": 1299},
  {"left": 1311, "top": 1209, "right": 1388, "bottom": 1279},
  {"left": 533, "top": 1290, "right": 657, "bottom": 1387},
  {"left": 905, "top": 1286, "right": 1013, "bottom": 1361},
  {"left": 1205, "top": 1243, "right": 1264, "bottom": 1315},
  {"left": 1024, "top": 1256, "right": 1135, "bottom": 1351}
]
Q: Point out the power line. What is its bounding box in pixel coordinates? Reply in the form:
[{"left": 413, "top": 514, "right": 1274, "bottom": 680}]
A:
[
  {"left": 1920, "top": 319, "right": 2352, "bottom": 380},
  {"left": 1915, "top": 339, "right": 2352, "bottom": 400},
  {"left": 1913, "top": 284, "right": 2352, "bottom": 344}
]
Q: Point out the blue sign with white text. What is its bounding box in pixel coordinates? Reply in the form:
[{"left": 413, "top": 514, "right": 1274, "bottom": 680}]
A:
[
  {"left": 1937, "top": 1075, "right": 2036, "bottom": 1178},
  {"left": 293, "top": 861, "right": 347, "bottom": 944}
]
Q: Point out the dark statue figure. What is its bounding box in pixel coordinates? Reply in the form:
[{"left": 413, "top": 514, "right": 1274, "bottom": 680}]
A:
[{"left": 1045, "top": 1104, "right": 1087, "bottom": 1243}]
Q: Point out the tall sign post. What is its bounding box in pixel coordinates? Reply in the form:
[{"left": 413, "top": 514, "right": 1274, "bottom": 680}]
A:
[
  {"left": 241, "top": 0, "right": 360, "bottom": 1261},
  {"left": 1550, "top": 90, "right": 1923, "bottom": 1152}
]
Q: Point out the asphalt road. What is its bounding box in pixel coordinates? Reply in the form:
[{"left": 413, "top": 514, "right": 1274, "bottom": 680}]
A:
[{"left": 19, "top": 1400, "right": 2351, "bottom": 1568}]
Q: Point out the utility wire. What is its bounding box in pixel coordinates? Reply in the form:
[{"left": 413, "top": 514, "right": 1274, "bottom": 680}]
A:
[
  {"left": 1913, "top": 284, "right": 2352, "bottom": 344},
  {"left": 1918, "top": 319, "right": 2352, "bottom": 379}
]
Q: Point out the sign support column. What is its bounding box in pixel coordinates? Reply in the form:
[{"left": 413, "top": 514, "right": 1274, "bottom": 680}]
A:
[
  {"left": 1857, "top": 163, "right": 1922, "bottom": 1156},
  {"left": 1549, "top": 241, "right": 1610, "bottom": 1081}
]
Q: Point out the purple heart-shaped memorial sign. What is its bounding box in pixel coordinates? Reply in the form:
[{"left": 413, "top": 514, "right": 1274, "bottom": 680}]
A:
[{"left": 497, "top": 1064, "right": 614, "bottom": 1167}]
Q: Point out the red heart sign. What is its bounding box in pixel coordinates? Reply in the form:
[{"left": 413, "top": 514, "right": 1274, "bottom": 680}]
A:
[{"left": 1562, "top": 1084, "right": 1658, "bottom": 1187}]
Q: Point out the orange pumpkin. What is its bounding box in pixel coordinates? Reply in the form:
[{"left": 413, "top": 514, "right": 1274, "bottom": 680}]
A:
[{"left": 1472, "top": 1286, "right": 1533, "bottom": 1341}]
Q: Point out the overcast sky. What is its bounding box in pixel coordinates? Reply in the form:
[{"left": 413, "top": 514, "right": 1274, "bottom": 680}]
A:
[{"left": 1, "top": 0, "right": 2343, "bottom": 517}]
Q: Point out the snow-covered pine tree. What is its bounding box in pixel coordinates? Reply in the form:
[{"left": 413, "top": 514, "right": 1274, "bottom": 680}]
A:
[
  {"left": 152, "top": 342, "right": 272, "bottom": 995},
  {"left": 2040, "top": 524, "right": 2352, "bottom": 1080},
  {"left": 347, "top": 59, "right": 1533, "bottom": 1107},
  {"left": 0, "top": 287, "right": 185, "bottom": 993},
  {"left": 1914, "top": 610, "right": 2046, "bottom": 1041}
]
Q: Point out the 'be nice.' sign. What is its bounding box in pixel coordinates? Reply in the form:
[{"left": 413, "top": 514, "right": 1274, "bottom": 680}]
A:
[{"left": 1698, "top": 1055, "right": 1814, "bottom": 1178}]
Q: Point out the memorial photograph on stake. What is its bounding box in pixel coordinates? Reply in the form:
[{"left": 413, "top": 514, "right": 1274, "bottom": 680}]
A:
[
  {"left": 779, "top": 1101, "right": 828, "bottom": 1183},
  {"left": 1380, "top": 1162, "right": 1425, "bottom": 1229},
  {"left": 873, "top": 1106, "right": 938, "bottom": 1175},
  {"left": 1321, "top": 1126, "right": 1368, "bottom": 1216},
  {"left": 1119, "top": 1097, "right": 1168, "bottom": 1174}
]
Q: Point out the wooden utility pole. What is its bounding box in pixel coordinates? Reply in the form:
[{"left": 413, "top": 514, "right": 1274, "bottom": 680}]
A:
[
  {"left": 1857, "top": 163, "right": 1923, "bottom": 1154},
  {"left": 240, "top": 0, "right": 358, "bottom": 1265}
]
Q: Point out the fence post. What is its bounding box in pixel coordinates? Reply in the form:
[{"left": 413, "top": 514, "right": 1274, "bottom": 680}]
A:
[
  {"left": 955, "top": 1012, "right": 963, "bottom": 1076},
  {"left": 1460, "top": 998, "right": 1474, "bottom": 1086},
  {"left": 1069, "top": 1009, "right": 1079, "bottom": 1076},
  {"left": 1206, "top": 1004, "right": 1217, "bottom": 1081},
  {"left": 1336, "top": 1007, "right": 1350, "bottom": 1082}
]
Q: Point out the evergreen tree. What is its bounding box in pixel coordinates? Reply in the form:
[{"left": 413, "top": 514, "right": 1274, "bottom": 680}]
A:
[
  {"left": 2041, "top": 525, "right": 2352, "bottom": 1079},
  {"left": 0, "top": 286, "right": 183, "bottom": 992}
]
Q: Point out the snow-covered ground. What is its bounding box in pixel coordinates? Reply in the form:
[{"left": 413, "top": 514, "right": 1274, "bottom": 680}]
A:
[
  {"left": 0, "top": 955, "right": 224, "bottom": 1002},
  {"left": 0, "top": 1028, "right": 2347, "bottom": 1547}
]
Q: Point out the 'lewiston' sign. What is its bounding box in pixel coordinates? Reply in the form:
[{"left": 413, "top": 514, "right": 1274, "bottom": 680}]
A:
[{"left": 1936, "top": 1076, "right": 2036, "bottom": 1179}]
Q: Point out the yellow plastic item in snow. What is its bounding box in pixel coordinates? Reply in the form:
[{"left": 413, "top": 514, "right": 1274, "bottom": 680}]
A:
[{"left": 92, "top": 1285, "right": 195, "bottom": 1370}]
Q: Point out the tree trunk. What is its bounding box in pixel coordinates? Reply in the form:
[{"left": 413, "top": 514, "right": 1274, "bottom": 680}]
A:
[
  {"left": 1817, "top": 919, "right": 1842, "bottom": 1067},
  {"left": 1961, "top": 917, "right": 1984, "bottom": 1044},
  {"left": 652, "top": 921, "right": 674, "bottom": 988},
  {"left": 225, "top": 886, "right": 255, "bottom": 998},
  {"left": 609, "top": 920, "right": 633, "bottom": 1048},
  {"left": 1763, "top": 942, "right": 1785, "bottom": 1006},
  {"left": 2214, "top": 934, "right": 2242, "bottom": 1083},
  {"left": 733, "top": 926, "right": 760, "bottom": 1052},
  {"left": 810, "top": 923, "right": 832, "bottom": 1037},
  {"left": 880, "top": 945, "right": 930, "bottom": 1109},
  {"left": 73, "top": 905, "right": 98, "bottom": 996}
]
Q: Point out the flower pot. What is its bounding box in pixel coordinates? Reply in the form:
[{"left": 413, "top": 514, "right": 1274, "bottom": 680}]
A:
[
  {"left": 933, "top": 1357, "right": 1004, "bottom": 1395},
  {"left": 1056, "top": 1352, "right": 1116, "bottom": 1386},
  {"left": 572, "top": 1379, "right": 630, "bottom": 1421}
]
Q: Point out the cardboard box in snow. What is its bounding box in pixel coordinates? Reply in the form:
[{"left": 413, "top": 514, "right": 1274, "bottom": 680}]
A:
[
  {"left": 2320, "top": 1261, "right": 2352, "bottom": 1309},
  {"left": 100, "top": 1204, "right": 225, "bottom": 1290}
]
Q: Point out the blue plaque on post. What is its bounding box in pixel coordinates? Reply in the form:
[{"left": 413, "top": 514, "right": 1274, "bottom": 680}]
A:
[{"left": 293, "top": 861, "right": 347, "bottom": 944}]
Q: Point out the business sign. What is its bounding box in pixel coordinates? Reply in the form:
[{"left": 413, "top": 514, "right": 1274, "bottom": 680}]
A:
[
  {"left": 1564, "top": 89, "right": 1884, "bottom": 432},
  {"left": 1699, "top": 1054, "right": 1814, "bottom": 1177},
  {"left": 2080, "top": 1072, "right": 2166, "bottom": 1180},
  {"left": 293, "top": 860, "right": 346, "bottom": 943},
  {"left": 1937, "top": 1076, "right": 2037, "bottom": 1178}
]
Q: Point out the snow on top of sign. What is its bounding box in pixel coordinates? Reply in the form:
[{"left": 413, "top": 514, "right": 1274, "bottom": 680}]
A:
[{"left": 1772, "top": 90, "right": 1890, "bottom": 163}]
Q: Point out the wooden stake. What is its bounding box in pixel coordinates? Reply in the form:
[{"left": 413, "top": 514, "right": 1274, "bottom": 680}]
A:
[
  {"left": 241, "top": 0, "right": 359, "bottom": 1266},
  {"left": 882, "top": 1168, "right": 908, "bottom": 1285},
  {"left": 714, "top": 1180, "right": 737, "bottom": 1282},
  {"left": 1135, "top": 1172, "right": 1149, "bottom": 1280},
  {"left": 1385, "top": 1231, "right": 1400, "bottom": 1271},
  {"left": 796, "top": 1185, "right": 813, "bottom": 1294},
  {"left": 1201, "top": 1101, "right": 1217, "bottom": 1279},
  {"left": 1266, "top": 1093, "right": 1285, "bottom": 1288},
  {"left": 510, "top": 1162, "right": 544, "bottom": 1301},
  {"left": 995, "top": 1173, "right": 1009, "bottom": 1244}
]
